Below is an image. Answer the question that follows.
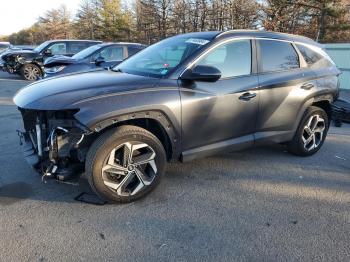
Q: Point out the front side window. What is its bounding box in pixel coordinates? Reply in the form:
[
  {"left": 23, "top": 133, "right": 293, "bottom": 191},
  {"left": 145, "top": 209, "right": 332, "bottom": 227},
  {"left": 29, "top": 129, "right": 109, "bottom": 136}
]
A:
[
  {"left": 114, "top": 36, "right": 211, "bottom": 78},
  {"left": 195, "top": 39, "right": 251, "bottom": 78},
  {"left": 95, "top": 46, "right": 124, "bottom": 61},
  {"left": 48, "top": 43, "right": 67, "bottom": 55},
  {"left": 259, "top": 40, "right": 299, "bottom": 73},
  {"left": 296, "top": 44, "right": 333, "bottom": 69}
]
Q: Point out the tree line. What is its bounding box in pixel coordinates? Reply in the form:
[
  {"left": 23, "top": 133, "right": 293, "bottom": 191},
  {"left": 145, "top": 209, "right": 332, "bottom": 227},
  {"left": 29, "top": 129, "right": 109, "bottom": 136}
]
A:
[{"left": 1, "top": 0, "right": 350, "bottom": 45}]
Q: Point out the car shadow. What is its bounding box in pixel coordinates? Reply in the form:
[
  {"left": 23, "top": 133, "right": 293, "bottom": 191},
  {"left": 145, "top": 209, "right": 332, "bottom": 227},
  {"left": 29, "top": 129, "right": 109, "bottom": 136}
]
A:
[{"left": 0, "top": 130, "right": 349, "bottom": 206}]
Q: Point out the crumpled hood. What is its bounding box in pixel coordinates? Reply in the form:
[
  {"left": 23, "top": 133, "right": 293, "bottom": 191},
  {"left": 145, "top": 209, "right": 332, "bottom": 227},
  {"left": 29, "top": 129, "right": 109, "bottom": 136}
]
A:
[
  {"left": 13, "top": 70, "right": 159, "bottom": 110},
  {"left": 44, "top": 55, "right": 77, "bottom": 67},
  {"left": 2, "top": 49, "right": 37, "bottom": 58}
]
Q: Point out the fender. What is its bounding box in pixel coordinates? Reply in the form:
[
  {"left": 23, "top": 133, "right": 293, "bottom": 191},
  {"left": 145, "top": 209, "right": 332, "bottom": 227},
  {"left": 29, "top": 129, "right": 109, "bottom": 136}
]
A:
[{"left": 83, "top": 109, "right": 182, "bottom": 160}]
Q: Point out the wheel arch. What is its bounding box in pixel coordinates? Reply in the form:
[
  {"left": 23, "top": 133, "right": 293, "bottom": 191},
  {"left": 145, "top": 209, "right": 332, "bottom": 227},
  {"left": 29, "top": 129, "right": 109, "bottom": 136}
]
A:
[
  {"left": 311, "top": 99, "right": 332, "bottom": 122},
  {"left": 87, "top": 111, "right": 181, "bottom": 161}
]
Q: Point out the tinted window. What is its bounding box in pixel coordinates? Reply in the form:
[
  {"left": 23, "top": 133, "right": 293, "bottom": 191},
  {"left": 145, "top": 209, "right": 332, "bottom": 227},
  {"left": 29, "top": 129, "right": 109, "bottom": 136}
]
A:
[
  {"left": 69, "top": 42, "right": 90, "bottom": 54},
  {"left": 128, "top": 46, "right": 142, "bottom": 56},
  {"left": 48, "top": 43, "right": 67, "bottom": 55},
  {"left": 259, "top": 40, "right": 299, "bottom": 73},
  {"left": 196, "top": 40, "right": 251, "bottom": 78},
  {"left": 296, "top": 44, "right": 333, "bottom": 69},
  {"left": 95, "top": 46, "right": 124, "bottom": 61}
]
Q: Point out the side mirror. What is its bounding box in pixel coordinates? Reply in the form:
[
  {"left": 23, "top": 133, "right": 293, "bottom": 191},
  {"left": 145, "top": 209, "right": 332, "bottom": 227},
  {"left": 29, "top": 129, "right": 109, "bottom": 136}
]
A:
[
  {"left": 95, "top": 56, "right": 105, "bottom": 66},
  {"left": 180, "top": 65, "right": 221, "bottom": 82},
  {"left": 43, "top": 49, "right": 52, "bottom": 56}
]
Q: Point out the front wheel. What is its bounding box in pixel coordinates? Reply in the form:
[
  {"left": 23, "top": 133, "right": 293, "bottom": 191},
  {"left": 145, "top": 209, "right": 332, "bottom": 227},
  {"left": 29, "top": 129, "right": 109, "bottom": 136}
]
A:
[
  {"left": 20, "top": 63, "right": 42, "bottom": 81},
  {"left": 287, "top": 106, "right": 329, "bottom": 156},
  {"left": 85, "top": 125, "right": 166, "bottom": 203}
]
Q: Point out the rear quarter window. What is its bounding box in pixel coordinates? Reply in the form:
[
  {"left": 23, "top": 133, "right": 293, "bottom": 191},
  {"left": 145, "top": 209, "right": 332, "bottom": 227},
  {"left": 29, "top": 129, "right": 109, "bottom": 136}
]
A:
[
  {"left": 296, "top": 44, "right": 333, "bottom": 69},
  {"left": 259, "top": 40, "right": 299, "bottom": 73}
]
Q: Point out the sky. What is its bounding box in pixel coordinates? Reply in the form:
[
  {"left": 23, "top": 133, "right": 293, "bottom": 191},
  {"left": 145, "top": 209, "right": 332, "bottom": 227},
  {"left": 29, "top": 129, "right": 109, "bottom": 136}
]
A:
[{"left": 0, "top": 0, "right": 82, "bottom": 35}]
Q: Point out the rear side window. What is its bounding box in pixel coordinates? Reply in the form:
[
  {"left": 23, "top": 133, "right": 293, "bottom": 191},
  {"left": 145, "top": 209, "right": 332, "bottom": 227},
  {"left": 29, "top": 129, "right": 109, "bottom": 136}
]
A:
[
  {"left": 296, "top": 44, "right": 333, "bottom": 69},
  {"left": 69, "top": 42, "right": 91, "bottom": 54},
  {"left": 259, "top": 40, "right": 299, "bottom": 73}
]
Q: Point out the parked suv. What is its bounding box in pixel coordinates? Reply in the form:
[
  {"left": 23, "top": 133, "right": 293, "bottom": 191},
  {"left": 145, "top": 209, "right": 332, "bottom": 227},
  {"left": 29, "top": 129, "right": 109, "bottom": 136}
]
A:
[
  {"left": 1, "top": 39, "right": 101, "bottom": 80},
  {"left": 43, "top": 42, "right": 146, "bottom": 78},
  {"left": 14, "top": 31, "right": 340, "bottom": 203}
]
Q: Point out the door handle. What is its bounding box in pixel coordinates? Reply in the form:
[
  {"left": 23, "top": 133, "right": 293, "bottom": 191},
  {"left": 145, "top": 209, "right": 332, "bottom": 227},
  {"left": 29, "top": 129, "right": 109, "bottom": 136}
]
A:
[
  {"left": 239, "top": 92, "right": 257, "bottom": 101},
  {"left": 301, "top": 83, "right": 314, "bottom": 90}
]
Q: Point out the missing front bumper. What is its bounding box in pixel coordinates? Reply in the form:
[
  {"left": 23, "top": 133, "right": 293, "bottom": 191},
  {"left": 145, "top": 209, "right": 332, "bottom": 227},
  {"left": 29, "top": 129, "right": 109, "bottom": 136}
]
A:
[{"left": 18, "top": 131, "right": 40, "bottom": 168}]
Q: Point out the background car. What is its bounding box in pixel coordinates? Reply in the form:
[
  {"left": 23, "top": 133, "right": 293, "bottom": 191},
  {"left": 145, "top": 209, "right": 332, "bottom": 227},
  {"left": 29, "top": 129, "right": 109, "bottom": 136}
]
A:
[
  {"left": 43, "top": 42, "right": 146, "bottom": 78},
  {"left": 0, "top": 39, "right": 101, "bottom": 80}
]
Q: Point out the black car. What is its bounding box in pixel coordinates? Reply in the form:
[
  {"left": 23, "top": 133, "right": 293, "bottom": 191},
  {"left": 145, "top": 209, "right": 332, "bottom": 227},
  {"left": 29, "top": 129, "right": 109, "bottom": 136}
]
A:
[
  {"left": 43, "top": 42, "right": 146, "bottom": 78},
  {"left": 14, "top": 30, "right": 340, "bottom": 203},
  {"left": 1, "top": 39, "right": 101, "bottom": 80}
]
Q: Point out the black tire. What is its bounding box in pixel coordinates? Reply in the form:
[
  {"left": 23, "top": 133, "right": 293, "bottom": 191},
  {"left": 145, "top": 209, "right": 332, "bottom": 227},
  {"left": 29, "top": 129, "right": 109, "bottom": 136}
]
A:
[
  {"left": 20, "top": 63, "right": 42, "bottom": 81},
  {"left": 85, "top": 125, "right": 166, "bottom": 203},
  {"left": 287, "top": 106, "right": 329, "bottom": 156}
]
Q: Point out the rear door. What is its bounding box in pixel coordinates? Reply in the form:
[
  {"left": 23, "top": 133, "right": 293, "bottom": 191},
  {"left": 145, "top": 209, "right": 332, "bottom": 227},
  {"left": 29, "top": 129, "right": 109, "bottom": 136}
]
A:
[{"left": 255, "top": 39, "right": 317, "bottom": 143}]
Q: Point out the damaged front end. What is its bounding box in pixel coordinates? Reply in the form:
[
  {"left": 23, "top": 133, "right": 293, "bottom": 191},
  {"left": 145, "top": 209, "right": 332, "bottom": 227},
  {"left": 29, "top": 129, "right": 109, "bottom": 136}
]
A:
[{"left": 18, "top": 108, "right": 91, "bottom": 181}]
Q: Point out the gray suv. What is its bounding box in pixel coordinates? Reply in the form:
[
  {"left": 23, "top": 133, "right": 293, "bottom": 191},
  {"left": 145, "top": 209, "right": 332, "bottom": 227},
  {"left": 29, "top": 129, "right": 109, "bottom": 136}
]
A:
[{"left": 14, "top": 30, "right": 340, "bottom": 203}]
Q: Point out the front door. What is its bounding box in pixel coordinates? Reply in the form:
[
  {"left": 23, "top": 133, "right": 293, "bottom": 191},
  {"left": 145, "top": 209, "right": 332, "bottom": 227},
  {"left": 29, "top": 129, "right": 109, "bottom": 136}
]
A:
[{"left": 180, "top": 39, "right": 259, "bottom": 159}]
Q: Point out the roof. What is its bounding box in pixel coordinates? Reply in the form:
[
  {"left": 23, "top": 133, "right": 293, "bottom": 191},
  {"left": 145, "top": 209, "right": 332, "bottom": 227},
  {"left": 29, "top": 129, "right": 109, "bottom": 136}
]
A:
[
  {"left": 101, "top": 42, "right": 146, "bottom": 46},
  {"left": 217, "top": 30, "right": 320, "bottom": 46},
  {"left": 46, "top": 39, "right": 102, "bottom": 43},
  {"left": 324, "top": 43, "right": 350, "bottom": 49}
]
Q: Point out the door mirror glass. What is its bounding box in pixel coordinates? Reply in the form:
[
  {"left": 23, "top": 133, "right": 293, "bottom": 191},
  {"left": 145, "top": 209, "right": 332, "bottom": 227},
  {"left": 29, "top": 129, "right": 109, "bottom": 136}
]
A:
[
  {"left": 95, "top": 56, "right": 105, "bottom": 65},
  {"left": 180, "top": 65, "right": 221, "bottom": 82}
]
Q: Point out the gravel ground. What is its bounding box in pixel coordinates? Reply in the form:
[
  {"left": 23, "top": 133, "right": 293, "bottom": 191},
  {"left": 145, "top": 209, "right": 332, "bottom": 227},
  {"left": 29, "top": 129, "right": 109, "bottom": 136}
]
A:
[{"left": 0, "top": 71, "right": 349, "bottom": 262}]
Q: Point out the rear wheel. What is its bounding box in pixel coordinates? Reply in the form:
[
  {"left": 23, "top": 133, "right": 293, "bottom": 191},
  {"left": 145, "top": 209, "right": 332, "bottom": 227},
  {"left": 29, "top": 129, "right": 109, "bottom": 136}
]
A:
[
  {"left": 287, "top": 106, "right": 328, "bottom": 156},
  {"left": 20, "top": 63, "right": 42, "bottom": 81},
  {"left": 85, "top": 125, "right": 166, "bottom": 203}
]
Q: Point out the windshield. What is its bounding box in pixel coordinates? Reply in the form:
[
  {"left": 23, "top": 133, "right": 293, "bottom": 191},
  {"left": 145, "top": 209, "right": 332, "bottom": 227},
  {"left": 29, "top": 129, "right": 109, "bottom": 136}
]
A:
[
  {"left": 72, "top": 44, "right": 102, "bottom": 60},
  {"left": 113, "top": 36, "right": 211, "bottom": 77},
  {"left": 34, "top": 41, "right": 51, "bottom": 53}
]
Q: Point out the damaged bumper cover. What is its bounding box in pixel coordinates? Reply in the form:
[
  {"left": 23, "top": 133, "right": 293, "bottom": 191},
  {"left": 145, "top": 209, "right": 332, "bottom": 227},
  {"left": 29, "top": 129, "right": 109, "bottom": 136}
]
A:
[{"left": 17, "top": 108, "right": 90, "bottom": 180}]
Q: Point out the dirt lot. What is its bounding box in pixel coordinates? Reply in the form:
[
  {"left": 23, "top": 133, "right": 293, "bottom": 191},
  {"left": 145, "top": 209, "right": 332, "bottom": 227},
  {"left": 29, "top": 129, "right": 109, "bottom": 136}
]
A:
[{"left": 0, "top": 71, "right": 349, "bottom": 262}]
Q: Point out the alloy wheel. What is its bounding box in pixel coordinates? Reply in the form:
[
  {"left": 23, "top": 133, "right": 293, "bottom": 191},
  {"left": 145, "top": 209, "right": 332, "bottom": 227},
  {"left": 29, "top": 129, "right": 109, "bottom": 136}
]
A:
[
  {"left": 23, "top": 65, "right": 40, "bottom": 80},
  {"left": 302, "top": 114, "right": 325, "bottom": 151},
  {"left": 101, "top": 142, "right": 157, "bottom": 196}
]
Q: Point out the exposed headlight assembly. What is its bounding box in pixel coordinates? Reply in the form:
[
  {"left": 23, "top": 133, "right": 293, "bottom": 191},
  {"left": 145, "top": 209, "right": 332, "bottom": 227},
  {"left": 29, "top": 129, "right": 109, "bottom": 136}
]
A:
[
  {"left": 15, "top": 56, "right": 26, "bottom": 63},
  {"left": 44, "top": 65, "right": 66, "bottom": 74}
]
